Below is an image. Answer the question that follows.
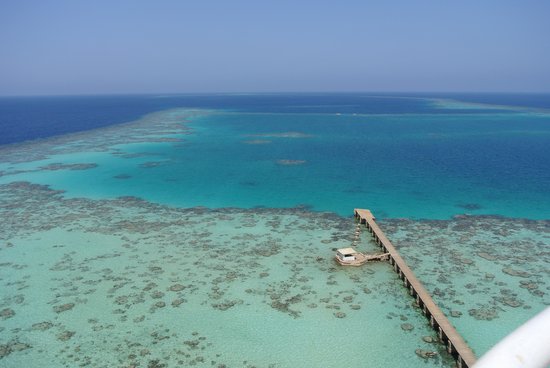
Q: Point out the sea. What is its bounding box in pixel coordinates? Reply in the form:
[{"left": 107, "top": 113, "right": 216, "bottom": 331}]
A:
[{"left": 0, "top": 93, "right": 548, "bottom": 367}]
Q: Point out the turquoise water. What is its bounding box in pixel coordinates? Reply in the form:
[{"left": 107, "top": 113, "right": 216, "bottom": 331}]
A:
[
  {"left": 0, "top": 183, "right": 455, "bottom": 367},
  {"left": 2, "top": 107, "right": 549, "bottom": 219},
  {"left": 382, "top": 217, "right": 550, "bottom": 355},
  {"left": 1, "top": 95, "right": 549, "bottom": 367}
]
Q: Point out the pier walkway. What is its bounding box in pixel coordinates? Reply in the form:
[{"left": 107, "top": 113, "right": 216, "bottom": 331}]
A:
[{"left": 354, "top": 209, "right": 476, "bottom": 368}]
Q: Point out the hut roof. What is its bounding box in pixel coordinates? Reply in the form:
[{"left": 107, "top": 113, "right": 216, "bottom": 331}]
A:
[{"left": 337, "top": 247, "right": 358, "bottom": 255}]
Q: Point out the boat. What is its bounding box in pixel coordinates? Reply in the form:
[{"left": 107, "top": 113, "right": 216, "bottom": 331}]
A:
[{"left": 335, "top": 247, "right": 390, "bottom": 266}]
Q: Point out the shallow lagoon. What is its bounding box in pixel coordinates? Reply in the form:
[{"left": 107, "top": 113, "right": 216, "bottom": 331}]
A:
[
  {"left": 382, "top": 216, "right": 550, "bottom": 355},
  {"left": 2, "top": 106, "right": 549, "bottom": 220},
  {"left": 1, "top": 183, "right": 456, "bottom": 367}
]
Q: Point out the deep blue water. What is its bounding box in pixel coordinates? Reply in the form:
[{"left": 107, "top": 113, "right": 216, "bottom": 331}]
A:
[
  {"left": 159, "top": 111, "right": 549, "bottom": 218},
  {"left": 2, "top": 93, "right": 549, "bottom": 145},
  {"left": 1, "top": 93, "right": 549, "bottom": 219}
]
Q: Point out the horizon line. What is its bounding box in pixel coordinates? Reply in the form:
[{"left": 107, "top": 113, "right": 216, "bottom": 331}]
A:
[{"left": 2, "top": 90, "right": 550, "bottom": 98}]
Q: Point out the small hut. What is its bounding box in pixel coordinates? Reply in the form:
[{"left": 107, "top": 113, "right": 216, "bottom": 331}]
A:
[{"left": 335, "top": 247, "right": 368, "bottom": 266}]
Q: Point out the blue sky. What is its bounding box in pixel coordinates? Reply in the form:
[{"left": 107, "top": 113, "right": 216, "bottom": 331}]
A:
[{"left": 1, "top": 0, "right": 549, "bottom": 95}]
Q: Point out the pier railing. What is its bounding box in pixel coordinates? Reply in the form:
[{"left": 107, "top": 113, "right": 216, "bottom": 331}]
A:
[{"left": 354, "top": 209, "right": 476, "bottom": 368}]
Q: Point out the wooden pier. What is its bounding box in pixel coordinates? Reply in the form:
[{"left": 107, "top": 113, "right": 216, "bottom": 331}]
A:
[{"left": 354, "top": 209, "right": 476, "bottom": 368}]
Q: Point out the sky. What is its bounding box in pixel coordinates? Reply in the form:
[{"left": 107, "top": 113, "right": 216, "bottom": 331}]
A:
[{"left": 0, "top": 0, "right": 549, "bottom": 95}]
